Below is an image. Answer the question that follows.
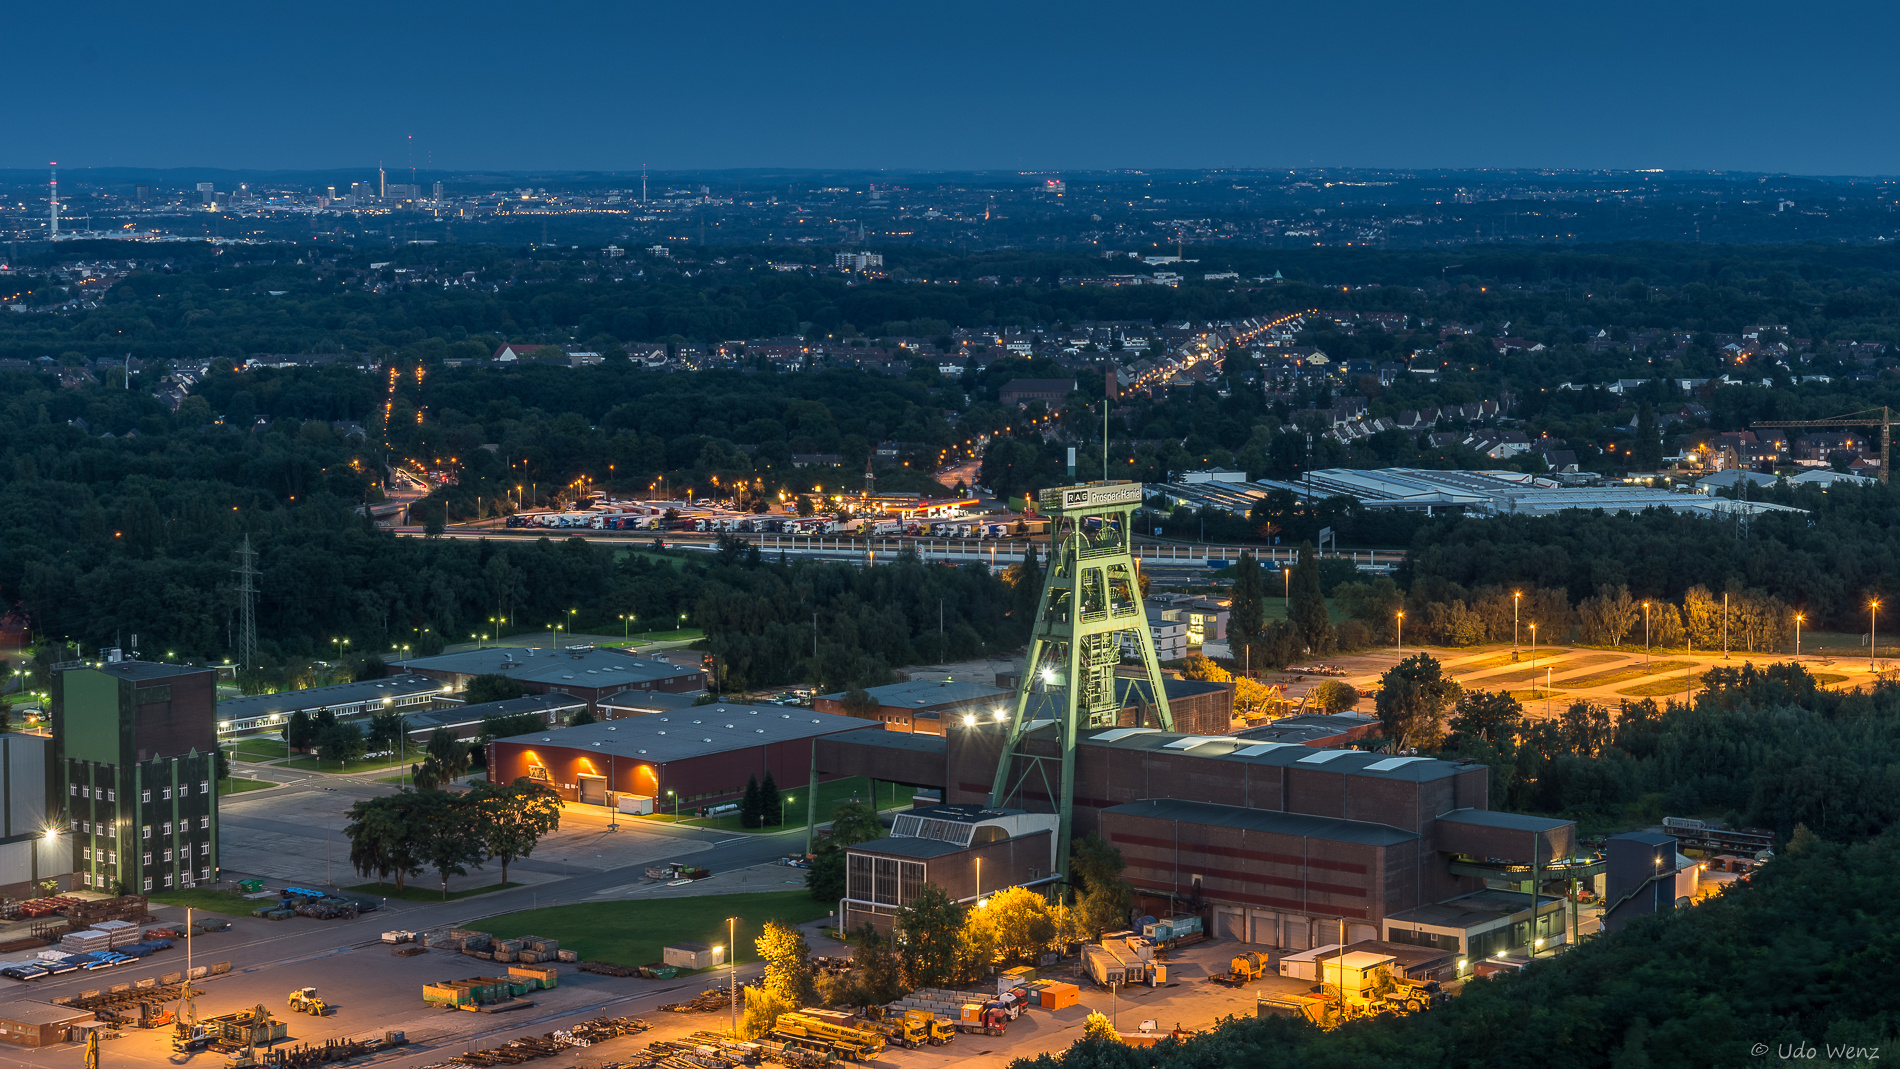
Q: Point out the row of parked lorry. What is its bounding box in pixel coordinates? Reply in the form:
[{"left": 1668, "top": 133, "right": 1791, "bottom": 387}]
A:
[
  {"left": 510, "top": 511, "right": 1016, "bottom": 538},
  {"left": 0, "top": 938, "right": 173, "bottom": 980}
]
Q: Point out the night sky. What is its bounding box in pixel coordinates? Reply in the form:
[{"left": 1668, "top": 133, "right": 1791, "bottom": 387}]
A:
[{"left": 11, "top": 0, "right": 1900, "bottom": 175}]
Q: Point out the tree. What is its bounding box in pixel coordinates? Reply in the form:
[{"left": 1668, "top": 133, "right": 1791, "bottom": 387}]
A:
[
  {"left": 840, "top": 688, "right": 878, "bottom": 717},
  {"left": 470, "top": 778, "right": 563, "bottom": 885},
  {"left": 741, "top": 774, "right": 764, "bottom": 829},
  {"left": 417, "top": 792, "right": 488, "bottom": 899},
  {"left": 1069, "top": 835, "right": 1132, "bottom": 939},
  {"left": 283, "top": 709, "right": 317, "bottom": 752},
  {"left": 1310, "top": 680, "right": 1359, "bottom": 714},
  {"left": 427, "top": 727, "right": 471, "bottom": 779},
  {"left": 1229, "top": 551, "right": 1265, "bottom": 647},
  {"left": 828, "top": 800, "right": 885, "bottom": 844},
  {"left": 1179, "top": 653, "right": 1231, "bottom": 683},
  {"left": 569, "top": 707, "right": 596, "bottom": 726},
  {"left": 757, "top": 920, "right": 817, "bottom": 1008},
  {"left": 365, "top": 710, "right": 407, "bottom": 753},
  {"left": 479, "top": 712, "right": 544, "bottom": 741},
  {"left": 761, "top": 770, "right": 783, "bottom": 826},
  {"left": 808, "top": 799, "right": 886, "bottom": 901},
  {"left": 343, "top": 792, "right": 427, "bottom": 891},
  {"left": 1287, "top": 543, "right": 1332, "bottom": 652},
  {"left": 465, "top": 673, "right": 528, "bottom": 704},
  {"left": 1579, "top": 584, "right": 1640, "bottom": 647},
  {"left": 976, "top": 886, "right": 1057, "bottom": 967},
  {"left": 316, "top": 720, "right": 366, "bottom": 769},
  {"left": 1634, "top": 402, "right": 1663, "bottom": 470},
  {"left": 1083, "top": 1011, "right": 1119, "bottom": 1043},
  {"left": 852, "top": 925, "right": 906, "bottom": 1006},
  {"left": 1449, "top": 689, "right": 1524, "bottom": 744},
  {"left": 1010, "top": 542, "right": 1043, "bottom": 638},
  {"left": 896, "top": 883, "right": 964, "bottom": 989},
  {"left": 1373, "top": 653, "right": 1463, "bottom": 752}
]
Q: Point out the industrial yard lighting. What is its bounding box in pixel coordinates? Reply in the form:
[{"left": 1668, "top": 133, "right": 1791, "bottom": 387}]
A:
[
  {"left": 1513, "top": 591, "right": 1521, "bottom": 654},
  {"left": 1395, "top": 610, "right": 1404, "bottom": 655},
  {"left": 1795, "top": 613, "right": 1804, "bottom": 660},
  {"left": 1873, "top": 599, "right": 1882, "bottom": 673},
  {"left": 727, "top": 916, "right": 738, "bottom": 1037}
]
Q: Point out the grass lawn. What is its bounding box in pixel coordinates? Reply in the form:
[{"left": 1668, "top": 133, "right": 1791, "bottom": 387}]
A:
[
  {"left": 1558, "top": 660, "right": 1695, "bottom": 689},
  {"left": 148, "top": 888, "right": 263, "bottom": 916},
  {"left": 346, "top": 880, "right": 522, "bottom": 903},
  {"left": 643, "top": 776, "right": 909, "bottom": 833},
  {"left": 1617, "top": 673, "right": 1710, "bottom": 698},
  {"left": 284, "top": 753, "right": 409, "bottom": 774},
  {"left": 478, "top": 889, "right": 828, "bottom": 968},
  {"left": 219, "top": 777, "right": 274, "bottom": 795},
  {"left": 1449, "top": 649, "right": 1576, "bottom": 672},
  {"left": 227, "top": 738, "right": 288, "bottom": 761}
]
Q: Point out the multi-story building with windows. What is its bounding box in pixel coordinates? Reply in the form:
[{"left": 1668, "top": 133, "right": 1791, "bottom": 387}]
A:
[{"left": 51, "top": 657, "right": 219, "bottom": 894}]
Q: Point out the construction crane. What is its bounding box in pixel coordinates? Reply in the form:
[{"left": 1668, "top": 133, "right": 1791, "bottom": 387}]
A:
[{"left": 1751, "top": 406, "right": 1895, "bottom": 484}]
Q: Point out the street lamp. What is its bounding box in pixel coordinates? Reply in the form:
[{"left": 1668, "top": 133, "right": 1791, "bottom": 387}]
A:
[
  {"left": 332, "top": 636, "right": 349, "bottom": 660},
  {"left": 1528, "top": 623, "right": 1537, "bottom": 700},
  {"left": 1795, "top": 612, "right": 1804, "bottom": 660},
  {"left": 1513, "top": 590, "right": 1521, "bottom": 655},
  {"left": 727, "top": 916, "right": 738, "bottom": 1037},
  {"left": 1395, "top": 610, "right": 1404, "bottom": 656},
  {"left": 1873, "top": 598, "right": 1882, "bottom": 673},
  {"left": 1642, "top": 602, "right": 1649, "bottom": 672}
]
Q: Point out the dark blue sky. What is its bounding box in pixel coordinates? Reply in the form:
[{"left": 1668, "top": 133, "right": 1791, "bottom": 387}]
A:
[{"left": 13, "top": 1, "right": 1900, "bottom": 175}]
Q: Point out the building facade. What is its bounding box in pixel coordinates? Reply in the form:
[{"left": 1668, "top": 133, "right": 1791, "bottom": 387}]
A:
[{"left": 52, "top": 660, "right": 219, "bottom": 894}]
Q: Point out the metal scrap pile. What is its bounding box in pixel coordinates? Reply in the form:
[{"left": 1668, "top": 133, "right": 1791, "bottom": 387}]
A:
[
  {"left": 419, "top": 1017, "right": 649, "bottom": 1069},
  {"left": 659, "top": 987, "right": 737, "bottom": 1013}
]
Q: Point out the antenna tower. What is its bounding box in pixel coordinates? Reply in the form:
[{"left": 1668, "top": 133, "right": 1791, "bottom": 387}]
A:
[
  {"left": 49, "top": 162, "right": 58, "bottom": 239},
  {"left": 989, "top": 481, "right": 1172, "bottom": 877},
  {"left": 233, "top": 534, "right": 259, "bottom": 670}
]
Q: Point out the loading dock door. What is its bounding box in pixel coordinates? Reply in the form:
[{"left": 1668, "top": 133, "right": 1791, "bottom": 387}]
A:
[
  {"left": 578, "top": 774, "right": 607, "bottom": 805},
  {"left": 1215, "top": 907, "right": 1245, "bottom": 942}
]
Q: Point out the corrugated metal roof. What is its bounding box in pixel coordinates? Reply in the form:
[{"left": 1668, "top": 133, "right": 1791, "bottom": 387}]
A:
[
  {"left": 1104, "top": 798, "right": 1418, "bottom": 846},
  {"left": 1437, "top": 808, "right": 1574, "bottom": 833},
  {"left": 492, "top": 704, "right": 869, "bottom": 762}
]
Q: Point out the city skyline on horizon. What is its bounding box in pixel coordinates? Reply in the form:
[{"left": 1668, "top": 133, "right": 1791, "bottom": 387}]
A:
[{"left": 8, "top": 1, "right": 1900, "bottom": 176}]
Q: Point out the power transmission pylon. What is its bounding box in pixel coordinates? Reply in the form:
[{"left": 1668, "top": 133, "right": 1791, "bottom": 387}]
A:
[
  {"left": 233, "top": 534, "right": 259, "bottom": 670},
  {"left": 989, "top": 481, "right": 1172, "bottom": 878}
]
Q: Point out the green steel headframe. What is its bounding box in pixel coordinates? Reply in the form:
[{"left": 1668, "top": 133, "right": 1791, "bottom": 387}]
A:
[{"left": 988, "top": 481, "right": 1173, "bottom": 878}]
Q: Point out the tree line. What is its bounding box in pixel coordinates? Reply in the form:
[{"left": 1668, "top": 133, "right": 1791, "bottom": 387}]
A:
[{"left": 343, "top": 777, "right": 562, "bottom": 897}]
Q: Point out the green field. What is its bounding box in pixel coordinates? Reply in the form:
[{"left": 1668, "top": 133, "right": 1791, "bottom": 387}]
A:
[
  {"left": 346, "top": 880, "right": 521, "bottom": 903},
  {"left": 284, "top": 753, "right": 409, "bottom": 774},
  {"left": 645, "top": 776, "right": 910, "bottom": 834},
  {"left": 148, "top": 888, "right": 262, "bottom": 916},
  {"left": 477, "top": 889, "right": 829, "bottom": 968},
  {"left": 218, "top": 777, "right": 274, "bottom": 796},
  {"left": 227, "top": 738, "right": 288, "bottom": 761}
]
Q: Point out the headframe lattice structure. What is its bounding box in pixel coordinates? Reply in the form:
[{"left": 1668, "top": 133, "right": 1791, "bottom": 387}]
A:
[{"left": 988, "top": 481, "right": 1173, "bottom": 878}]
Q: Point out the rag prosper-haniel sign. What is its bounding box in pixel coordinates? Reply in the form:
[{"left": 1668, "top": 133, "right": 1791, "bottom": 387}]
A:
[{"left": 1050, "top": 482, "right": 1144, "bottom": 512}]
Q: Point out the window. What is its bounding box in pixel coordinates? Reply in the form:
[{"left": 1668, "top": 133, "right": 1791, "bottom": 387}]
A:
[
  {"left": 83, "top": 847, "right": 92, "bottom": 861},
  {"left": 162, "top": 787, "right": 172, "bottom": 801},
  {"left": 69, "top": 784, "right": 77, "bottom": 796},
  {"left": 70, "top": 818, "right": 78, "bottom": 831},
  {"left": 162, "top": 821, "right": 172, "bottom": 836},
  {"left": 162, "top": 849, "right": 172, "bottom": 862},
  {"left": 199, "top": 816, "right": 210, "bottom": 830},
  {"left": 81, "top": 786, "right": 91, "bottom": 799},
  {"left": 142, "top": 853, "right": 152, "bottom": 866},
  {"left": 82, "top": 821, "right": 91, "bottom": 834},
  {"left": 108, "top": 851, "right": 116, "bottom": 865},
  {"left": 200, "top": 867, "right": 211, "bottom": 881},
  {"left": 106, "top": 789, "right": 115, "bottom": 802},
  {"left": 141, "top": 789, "right": 151, "bottom": 803},
  {"left": 142, "top": 878, "right": 152, "bottom": 892},
  {"left": 142, "top": 825, "right": 151, "bottom": 839},
  {"left": 162, "top": 874, "right": 172, "bottom": 888},
  {"left": 83, "top": 872, "right": 93, "bottom": 887},
  {"left": 198, "top": 843, "right": 209, "bottom": 856},
  {"left": 199, "top": 781, "right": 209, "bottom": 795}
]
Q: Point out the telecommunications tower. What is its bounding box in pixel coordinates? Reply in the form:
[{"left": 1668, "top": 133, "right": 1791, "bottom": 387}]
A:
[
  {"left": 48, "top": 163, "right": 58, "bottom": 239},
  {"left": 988, "top": 481, "right": 1172, "bottom": 877},
  {"left": 233, "top": 534, "right": 259, "bottom": 670}
]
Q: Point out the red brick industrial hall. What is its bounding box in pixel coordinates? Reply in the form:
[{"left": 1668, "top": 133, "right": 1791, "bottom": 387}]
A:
[{"left": 816, "top": 721, "right": 1579, "bottom": 969}]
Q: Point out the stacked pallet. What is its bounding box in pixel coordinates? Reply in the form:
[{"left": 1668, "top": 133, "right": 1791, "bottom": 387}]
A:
[
  {"left": 59, "top": 928, "right": 112, "bottom": 955},
  {"left": 513, "top": 935, "right": 560, "bottom": 964},
  {"left": 888, "top": 986, "right": 994, "bottom": 1019},
  {"left": 95, "top": 920, "right": 140, "bottom": 948}
]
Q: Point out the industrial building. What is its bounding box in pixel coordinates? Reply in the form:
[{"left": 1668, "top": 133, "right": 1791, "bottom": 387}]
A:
[
  {"left": 401, "top": 694, "right": 586, "bottom": 743},
  {"left": 813, "top": 679, "right": 1013, "bottom": 735},
  {"left": 0, "top": 733, "right": 70, "bottom": 891},
  {"left": 841, "top": 804, "right": 1059, "bottom": 933},
  {"left": 484, "top": 703, "right": 871, "bottom": 811},
  {"left": 1156, "top": 467, "right": 1807, "bottom": 520},
  {"left": 598, "top": 689, "right": 704, "bottom": 719},
  {"left": 51, "top": 658, "right": 219, "bottom": 894},
  {"left": 214, "top": 674, "right": 448, "bottom": 735},
  {"left": 392, "top": 646, "right": 705, "bottom": 713},
  {"left": 1237, "top": 713, "right": 1381, "bottom": 747},
  {"left": 993, "top": 672, "right": 1236, "bottom": 737},
  {"left": 814, "top": 719, "right": 1581, "bottom": 965}
]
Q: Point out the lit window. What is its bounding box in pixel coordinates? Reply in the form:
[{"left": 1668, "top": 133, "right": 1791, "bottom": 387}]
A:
[{"left": 142, "top": 825, "right": 151, "bottom": 839}]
